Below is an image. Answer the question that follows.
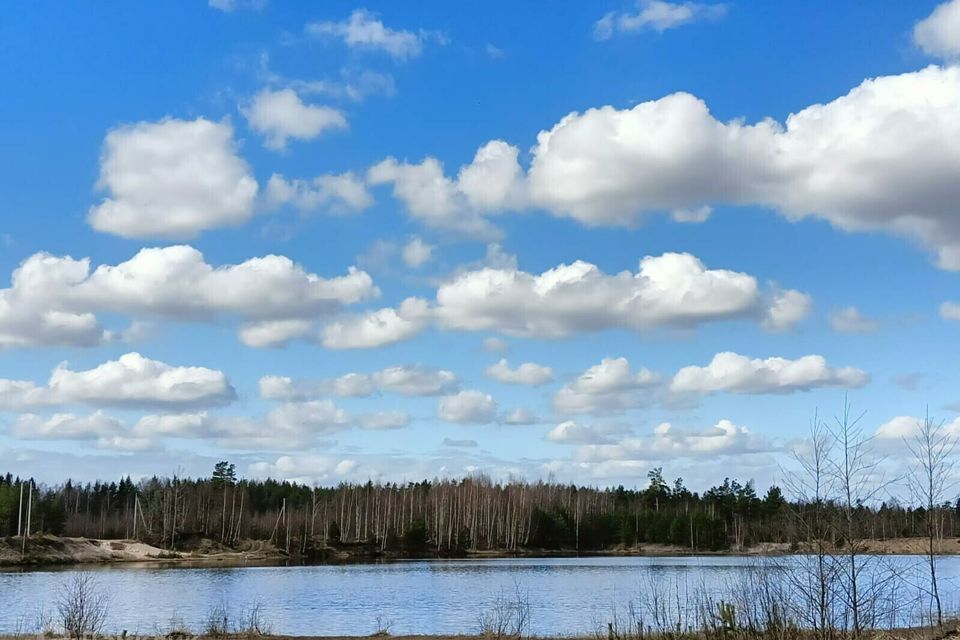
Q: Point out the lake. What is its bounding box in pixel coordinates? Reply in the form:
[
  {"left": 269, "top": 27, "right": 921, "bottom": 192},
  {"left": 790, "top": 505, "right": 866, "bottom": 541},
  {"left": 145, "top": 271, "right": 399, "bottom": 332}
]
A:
[{"left": 2, "top": 555, "right": 957, "bottom": 636}]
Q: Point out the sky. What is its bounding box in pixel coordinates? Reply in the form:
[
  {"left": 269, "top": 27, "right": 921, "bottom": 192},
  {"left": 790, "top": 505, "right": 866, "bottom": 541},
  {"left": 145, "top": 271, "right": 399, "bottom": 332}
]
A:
[{"left": 1, "top": 0, "right": 960, "bottom": 490}]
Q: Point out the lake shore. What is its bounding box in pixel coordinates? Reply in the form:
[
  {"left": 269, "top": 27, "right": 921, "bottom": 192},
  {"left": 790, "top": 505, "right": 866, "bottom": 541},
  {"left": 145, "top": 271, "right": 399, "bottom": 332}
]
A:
[{"left": 3, "top": 534, "right": 960, "bottom": 568}]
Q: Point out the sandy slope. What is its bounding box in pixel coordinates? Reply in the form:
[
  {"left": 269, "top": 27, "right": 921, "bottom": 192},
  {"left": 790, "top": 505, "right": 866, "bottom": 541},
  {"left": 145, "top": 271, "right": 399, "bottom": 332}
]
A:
[{"left": 0, "top": 535, "right": 283, "bottom": 567}]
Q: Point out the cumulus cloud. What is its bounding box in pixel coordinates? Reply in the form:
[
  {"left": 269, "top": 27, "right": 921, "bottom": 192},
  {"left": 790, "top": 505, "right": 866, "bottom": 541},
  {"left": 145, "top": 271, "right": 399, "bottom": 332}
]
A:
[
  {"left": 554, "top": 357, "right": 661, "bottom": 415},
  {"left": 367, "top": 150, "right": 516, "bottom": 238},
  {"left": 763, "top": 289, "right": 812, "bottom": 332},
  {"left": 259, "top": 365, "right": 458, "bottom": 400},
  {"left": 242, "top": 88, "right": 346, "bottom": 150},
  {"left": 572, "top": 419, "right": 773, "bottom": 462},
  {"left": 401, "top": 237, "right": 434, "bottom": 268},
  {"left": 915, "top": 0, "right": 960, "bottom": 61},
  {"left": 523, "top": 68, "right": 960, "bottom": 268},
  {"left": 129, "top": 398, "right": 407, "bottom": 450},
  {"left": 264, "top": 172, "right": 372, "bottom": 214},
  {"left": 77, "top": 245, "right": 375, "bottom": 319},
  {"left": 0, "top": 246, "right": 376, "bottom": 349},
  {"left": 0, "top": 353, "right": 235, "bottom": 411},
  {"left": 386, "top": 66, "right": 960, "bottom": 271},
  {"left": 307, "top": 10, "right": 424, "bottom": 60},
  {"left": 11, "top": 411, "right": 123, "bottom": 440},
  {"left": 321, "top": 297, "right": 430, "bottom": 349},
  {"left": 875, "top": 415, "right": 960, "bottom": 444},
  {"left": 485, "top": 359, "right": 554, "bottom": 386},
  {"left": 88, "top": 118, "right": 258, "bottom": 239},
  {"left": 670, "top": 352, "right": 869, "bottom": 396},
  {"left": 249, "top": 455, "right": 360, "bottom": 484},
  {"left": 238, "top": 319, "right": 315, "bottom": 348},
  {"left": 830, "top": 306, "right": 878, "bottom": 333},
  {"left": 438, "top": 390, "right": 497, "bottom": 424},
  {"left": 547, "top": 420, "right": 623, "bottom": 444},
  {"left": 436, "top": 252, "right": 789, "bottom": 337},
  {"left": 594, "top": 1, "right": 728, "bottom": 40}
]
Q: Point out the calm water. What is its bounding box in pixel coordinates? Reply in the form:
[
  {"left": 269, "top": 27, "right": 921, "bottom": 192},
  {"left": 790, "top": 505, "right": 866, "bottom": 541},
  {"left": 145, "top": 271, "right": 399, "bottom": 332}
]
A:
[{"left": 1, "top": 555, "right": 956, "bottom": 636}]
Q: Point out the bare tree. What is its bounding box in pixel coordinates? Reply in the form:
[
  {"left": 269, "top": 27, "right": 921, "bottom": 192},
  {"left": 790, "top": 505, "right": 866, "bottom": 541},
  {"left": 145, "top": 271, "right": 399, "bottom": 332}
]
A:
[
  {"left": 827, "top": 397, "right": 890, "bottom": 638},
  {"left": 782, "top": 411, "right": 838, "bottom": 640},
  {"left": 904, "top": 410, "right": 957, "bottom": 629},
  {"left": 56, "top": 573, "right": 108, "bottom": 639}
]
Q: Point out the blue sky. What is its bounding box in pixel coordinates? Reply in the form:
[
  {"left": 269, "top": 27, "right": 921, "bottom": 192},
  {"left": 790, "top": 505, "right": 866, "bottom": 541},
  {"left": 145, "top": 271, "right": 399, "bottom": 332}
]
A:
[{"left": 1, "top": 0, "right": 960, "bottom": 489}]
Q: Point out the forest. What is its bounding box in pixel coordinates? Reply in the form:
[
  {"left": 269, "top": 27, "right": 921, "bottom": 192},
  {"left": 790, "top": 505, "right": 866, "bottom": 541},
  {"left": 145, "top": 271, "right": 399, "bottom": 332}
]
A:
[{"left": 0, "top": 460, "right": 953, "bottom": 557}]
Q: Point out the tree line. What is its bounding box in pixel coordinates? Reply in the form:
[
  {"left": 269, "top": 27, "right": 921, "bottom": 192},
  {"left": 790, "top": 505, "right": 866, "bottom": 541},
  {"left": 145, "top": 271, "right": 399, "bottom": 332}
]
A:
[{"left": 0, "top": 455, "right": 956, "bottom": 558}]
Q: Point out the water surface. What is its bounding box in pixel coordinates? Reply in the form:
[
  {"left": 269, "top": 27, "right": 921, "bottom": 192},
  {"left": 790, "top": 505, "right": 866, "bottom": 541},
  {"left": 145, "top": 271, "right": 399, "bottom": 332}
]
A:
[{"left": 1, "top": 555, "right": 954, "bottom": 636}]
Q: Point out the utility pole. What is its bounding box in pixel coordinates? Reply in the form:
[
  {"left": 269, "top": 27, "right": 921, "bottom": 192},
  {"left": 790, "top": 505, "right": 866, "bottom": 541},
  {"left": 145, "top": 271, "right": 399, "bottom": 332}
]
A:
[
  {"left": 17, "top": 482, "right": 23, "bottom": 537},
  {"left": 21, "top": 481, "right": 32, "bottom": 555}
]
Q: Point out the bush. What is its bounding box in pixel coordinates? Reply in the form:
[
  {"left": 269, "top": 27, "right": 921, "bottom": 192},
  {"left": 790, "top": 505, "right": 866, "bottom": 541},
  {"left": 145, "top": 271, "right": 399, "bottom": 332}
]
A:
[{"left": 56, "top": 573, "right": 108, "bottom": 639}]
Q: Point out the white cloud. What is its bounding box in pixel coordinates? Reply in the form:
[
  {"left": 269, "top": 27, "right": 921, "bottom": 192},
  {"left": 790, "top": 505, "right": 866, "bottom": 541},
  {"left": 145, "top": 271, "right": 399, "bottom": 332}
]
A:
[
  {"left": 321, "top": 297, "right": 430, "bottom": 349},
  {"left": 547, "top": 420, "right": 619, "bottom": 445},
  {"left": 9, "top": 410, "right": 155, "bottom": 452},
  {"left": 436, "top": 252, "right": 785, "bottom": 337},
  {"left": 11, "top": 411, "right": 123, "bottom": 440},
  {"left": 401, "top": 237, "right": 434, "bottom": 268},
  {"left": 573, "top": 419, "right": 772, "bottom": 462},
  {"left": 88, "top": 118, "right": 258, "bottom": 239},
  {"left": 238, "top": 319, "right": 315, "bottom": 348},
  {"left": 249, "top": 455, "right": 361, "bottom": 484},
  {"left": 941, "top": 301, "right": 960, "bottom": 321},
  {"left": 292, "top": 69, "right": 396, "bottom": 102},
  {"left": 554, "top": 357, "right": 661, "bottom": 415},
  {"left": 670, "top": 352, "right": 869, "bottom": 395},
  {"left": 77, "top": 245, "right": 375, "bottom": 319},
  {"left": 130, "top": 399, "right": 402, "bottom": 451},
  {"left": 367, "top": 153, "right": 509, "bottom": 238},
  {"left": 357, "top": 410, "right": 411, "bottom": 430},
  {"left": 307, "top": 10, "right": 424, "bottom": 60},
  {"left": 830, "top": 306, "right": 878, "bottom": 334},
  {"left": 875, "top": 415, "right": 960, "bottom": 441},
  {"left": 406, "top": 66, "right": 960, "bottom": 271},
  {"left": 265, "top": 172, "right": 373, "bottom": 214},
  {"left": 533, "top": 68, "right": 960, "bottom": 270},
  {"left": 525, "top": 92, "right": 777, "bottom": 226},
  {"left": 242, "top": 88, "right": 346, "bottom": 150},
  {"left": 0, "top": 352, "right": 235, "bottom": 411},
  {"left": 915, "top": 0, "right": 960, "bottom": 61},
  {"left": 209, "top": 0, "right": 265, "bottom": 11},
  {"left": 504, "top": 408, "right": 538, "bottom": 425},
  {"left": 594, "top": 1, "right": 728, "bottom": 39},
  {"left": 485, "top": 359, "right": 554, "bottom": 386},
  {"left": 763, "top": 289, "right": 812, "bottom": 332},
  {"left": 0, "top": 246, "right": 376, "bottom": 349},
  {"left": 259, "top": 365, "right": 459, "bottom": 400},
  {"left": 438, "top": 390, "right": 497, "bottom": 424}
]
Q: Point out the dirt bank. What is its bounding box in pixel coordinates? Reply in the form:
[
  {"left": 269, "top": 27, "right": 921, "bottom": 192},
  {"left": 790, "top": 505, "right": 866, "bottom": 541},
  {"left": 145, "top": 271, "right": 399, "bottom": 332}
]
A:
[
  {"left": 3, "top": 535, "right": 959, "bottom": 569},
  {"left": 0, "top": 535, "right": 285, "bottom": 568}
]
